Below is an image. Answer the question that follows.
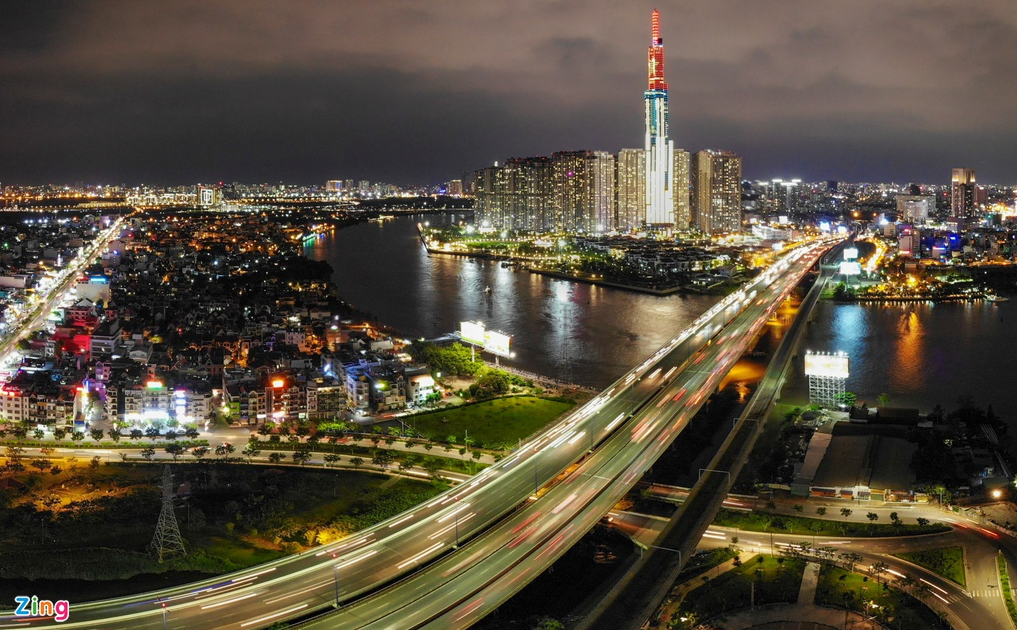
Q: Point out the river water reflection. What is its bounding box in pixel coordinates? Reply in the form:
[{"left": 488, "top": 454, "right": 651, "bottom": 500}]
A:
[
  {"left": 304, "top": 214, "right": 717, "bottom": 389},
  {"left": 306, "top": 214, "right": 1017, "bottom": 427},
  {"left": 783, "top": 299, "right": 1017, "bottom": 426}
]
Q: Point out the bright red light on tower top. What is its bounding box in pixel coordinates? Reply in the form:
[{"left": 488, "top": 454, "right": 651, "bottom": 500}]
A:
[{"left": 648, "top": 9, "right": 667, "bottom": 91}]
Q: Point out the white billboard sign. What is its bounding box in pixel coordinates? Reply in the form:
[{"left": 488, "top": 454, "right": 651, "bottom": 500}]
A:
[
  {"left": 460, "top": 321, "right": 486, "bottom": 346},
  {"left": 804, "top": 352, "right": 849, "bottom": 378},
  {"left": 483, "top": 330, "right": 513, "bottom": 358},
  {"left": 839, "top": 261, "right": 862, "bottom": 275}
]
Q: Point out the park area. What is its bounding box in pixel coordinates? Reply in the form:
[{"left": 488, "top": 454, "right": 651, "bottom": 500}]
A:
[
  {"left": 408, "top": 395, "right": 574, "bottom": 449},
  {"left": 815, "top": 565, "right": 950, "bottom": 629},
  {"left": 0, "top": 461, "right": 442, "bottom": 602}
]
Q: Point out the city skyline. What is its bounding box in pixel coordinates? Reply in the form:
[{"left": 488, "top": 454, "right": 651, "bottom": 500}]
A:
[{"left": 3, "top": 1, "right": 1017, "bottom": 186}]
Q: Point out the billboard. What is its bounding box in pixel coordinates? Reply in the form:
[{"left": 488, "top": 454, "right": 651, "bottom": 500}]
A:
[
  {"left": 459, "top": 321, "right": 514, "bottom": 357},
  {"left": 843, "top": 247, "right": 858, "bottom": 261},
  {"left": 460, "top": 321, "right": 486, "bottom": 346},
  {"left": 804, "top": 352, "right": 849, "bottom": 378},
  {"left": 484, "top": 330, "right": 513, "bottom": 358},
  {"left": 839, "top": 261, "right": 862, "bottom": 275}
]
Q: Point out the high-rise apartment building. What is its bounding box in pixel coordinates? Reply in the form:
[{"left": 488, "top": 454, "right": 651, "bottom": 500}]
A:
[
  {"left": 673, "top": 149, "right": 691, "bottom": 229},
  {"left": 551, "top": 151, "right": 594, "bottom": 233},
  {"left": 896, "top": 194, "right": 934, "bottom": 225},
  {"left": 590, "top": 151, "right": 617, "bottom": 232},
  {"left": 644, "top": 9, "right": 675, "bottom": 228},
  {"left": 616, "top": 149, "right": 646, "bottom": 231},
  {"left": 501, "top": 157, "right": 552, "bottom": 231},
  {"left": 951, "top": 168, "right": 976, "bottom": 219},
  {"left": 692, "top": 150, "right": 743, "bottom": 234}
]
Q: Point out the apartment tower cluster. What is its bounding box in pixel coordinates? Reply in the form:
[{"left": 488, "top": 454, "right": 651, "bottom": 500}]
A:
[{"left": 475, "top": 10, "right": 742, "bottom": 235}]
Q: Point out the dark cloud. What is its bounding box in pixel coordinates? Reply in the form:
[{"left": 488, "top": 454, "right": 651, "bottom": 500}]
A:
[{"left": 1, "top": 0, "right": 1016, "bottom": 185}]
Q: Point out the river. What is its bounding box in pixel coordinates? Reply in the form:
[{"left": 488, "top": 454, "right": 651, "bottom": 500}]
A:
[
  {"left": 306, "top": 214, "right": 1017, "bottom": 426},
  {"left": 303, "top": 213, "right": 718, "bottom": 389}
]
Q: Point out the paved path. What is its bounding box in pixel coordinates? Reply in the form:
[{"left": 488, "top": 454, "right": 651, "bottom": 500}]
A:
[{"left": 797, "top": 562, "right": 821, "bottom": 605}]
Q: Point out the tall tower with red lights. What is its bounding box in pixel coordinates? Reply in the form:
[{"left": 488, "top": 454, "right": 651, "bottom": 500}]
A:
[{"left": 645, "top": 9, "right": 675, "bottom": 228}]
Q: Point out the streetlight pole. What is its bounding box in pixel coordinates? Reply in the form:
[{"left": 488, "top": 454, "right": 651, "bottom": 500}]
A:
[
  {"left": 641, "top": 544, "right": 683, "bottom": 568},
  {"left": 160, "top": 601, "right": 167, "bottom": 630}
]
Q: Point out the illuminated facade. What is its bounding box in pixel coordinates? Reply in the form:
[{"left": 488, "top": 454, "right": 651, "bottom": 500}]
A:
[
  {"left": 644, "top": 9, "right": 675, "bottom": 229},
  {"left": 692, "top": 149, "right": 743, "bottom": 234},
  {"left": 617, "top": 148, "right": 646, "bottom": 231},
  {"left": 951, "top": 168, "right": 976, "bottom": 219},
  {"left": 673, "top": 148, "right": 691, "bottom": 229}
]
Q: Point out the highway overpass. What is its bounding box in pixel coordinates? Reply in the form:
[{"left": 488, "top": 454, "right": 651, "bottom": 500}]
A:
[{"left": 14, "top": 239, "right": 837, "bottom": 629}]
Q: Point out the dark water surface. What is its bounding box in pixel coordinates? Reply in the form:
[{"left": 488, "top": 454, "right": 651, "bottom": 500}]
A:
[
  {"left": 305, "top": 214, "right": 718, "bottom": 388},
  {"left": 307, "top": 214, "right": 1017, "bottom": 426}
]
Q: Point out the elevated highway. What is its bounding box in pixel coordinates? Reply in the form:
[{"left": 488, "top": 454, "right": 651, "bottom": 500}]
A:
[{"left": 14, "top": 239, "right": 837, "bottom": 630}]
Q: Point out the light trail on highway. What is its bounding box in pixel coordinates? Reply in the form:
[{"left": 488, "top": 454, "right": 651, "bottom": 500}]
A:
[{"left": 12, "top": 238, "right": 837, "bottom": 630}]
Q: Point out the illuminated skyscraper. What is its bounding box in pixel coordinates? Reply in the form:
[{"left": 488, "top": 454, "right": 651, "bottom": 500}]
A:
[
  {"left": 951, "top": 168, "right": 976, "bottom": 219},
  {"left": 673, "top": 148, "right": 691, "bottom": 229},
  {"left": 692, "top": 149, "right": 742, "bottom": 234},
  {"left": 644, "top": 9, "right": 675, "bottom": 229},
  {"left": 617, "top": 148, "right": 646, "bottom": 231}
]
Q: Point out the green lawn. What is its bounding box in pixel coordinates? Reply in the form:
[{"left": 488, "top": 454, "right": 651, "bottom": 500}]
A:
[
  {"left": 894, "top": 547, "right": 965, "bottom": 587},
  {"left": 679, "top": 555, "right": 805, "bottom": 619},
  {"left": 409, "top": 396, "right": 574, "bottom": 448},
  {"left": 815, "top": 565, "right": 949, "bottom": 629},
  {"left": 714, "top": 508, "right": 950, "bottom": 538}
]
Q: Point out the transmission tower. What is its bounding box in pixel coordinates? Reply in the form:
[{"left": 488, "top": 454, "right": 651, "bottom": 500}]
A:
[{"left": 150, "top": 465, "right": 186, "bottom": 562}]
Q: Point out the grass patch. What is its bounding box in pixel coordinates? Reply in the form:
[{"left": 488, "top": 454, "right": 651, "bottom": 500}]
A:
[
  {"left": 714, "top": 508, "right": 950, "bottom": 538},
  {"left": 895, "top": 547, "right": 965, "bottom": 587},
  {"left": 678, "top": 554, "right": 805, "bottom": 620},
  {"left": 816, "top": 564, "right": 949, "bottom": 629},
  {"left": 194, "top": 536, "right": 285, "bottom": 568},
  {"left": 998, "top": 554, "right": 1017, "bottom": 628},
  {"left": 0, "top": 464, "right": 444, "bottom": 587},
  {"left": 409, "top": 396, "right": 573, "bottom": 448}
]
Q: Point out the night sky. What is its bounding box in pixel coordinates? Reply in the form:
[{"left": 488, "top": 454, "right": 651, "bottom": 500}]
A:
[{"left": 2, "top": 0, "right": 1016, "bottom": 186}]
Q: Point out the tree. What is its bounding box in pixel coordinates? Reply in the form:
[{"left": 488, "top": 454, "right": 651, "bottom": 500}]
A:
[
  {"left": 33, "top": 428, "right": 45, "bottom": 440},
  {"left": 165, "top": 443, "right": 185, "bottom": 461},
  {"left": 71, "top": 431, "right": 85, "bottom": 442},
  {"left": 268, "top": 452, "right": 285, "bottom": 465},
  {"left": 215, "top": 443, "right": 236, "bottom": 458},
  {"left": 816, "top": 507, "right": 827, "bottom": 517},
  {"left": 292, "top": 450, "right": 311, "bottom": 466},
  {"left": 53, "top": 427, "right": 67, "bottom": 440},
  {"left": 833, "top": 391, "right": 857, "bottom": 408},
  {"left": 870, "top": 561, "right": 889, "bottom": 584},
  {"left": 792, "top": 504, "right": 804, "bottom": 513},
  {"left": 916, "top": 517, "right": 930, "bottom": 528},
  {"left": 866, "top": 512, "right": 879, "bottom": 525},
  {"left": 107, "top": 428, "right": 121, "bottom": 442},
  {"left": 350, "top": 456, "right": 365, "bottom": 470},
  {"left": 372, "top": 449, "right": 395, "bottom": 469},
  {"left": 90, "top": 428, "right": 104, "bottom": 441},
  {"left": 532, "top": 617, "right": 565, "bottom": 630},
  {"left": 889, "top": 511, "right": 901, "bottom": 527},
  {"left": 191, "top": 446, "right": 209, "bottom": 460},
  {"left": 840, "top": 508, "right": 853, "bottom": 518},
  {"left": 324, "top": 454, "right": 341, "bottom": 468},
  {"left": 140, "top": 447, "right": 156, "bottom": 461},
  {"left": 30, "top": 458, "right": 53, "bottom": 472},
  {"left": 242, "top": 445, "right": 261, "bottom": 463}
]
